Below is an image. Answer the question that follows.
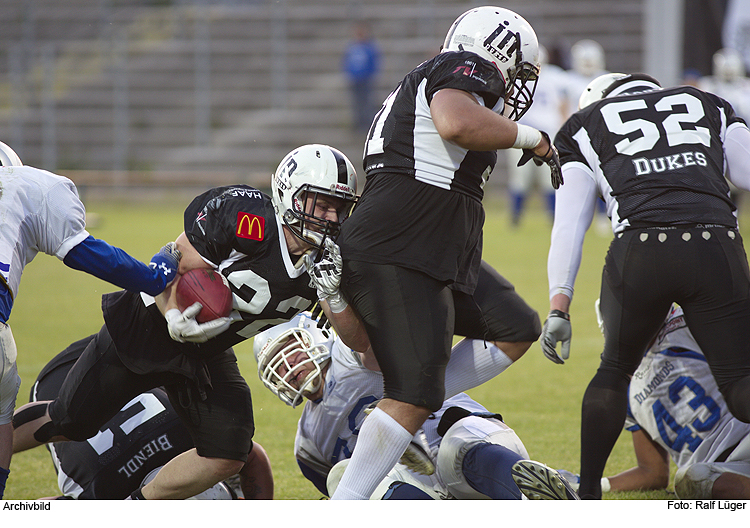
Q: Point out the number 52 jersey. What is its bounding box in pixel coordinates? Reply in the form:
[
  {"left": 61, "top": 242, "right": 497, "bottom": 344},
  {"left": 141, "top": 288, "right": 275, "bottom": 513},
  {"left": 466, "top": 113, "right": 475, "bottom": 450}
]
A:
[{"left": 555, "top": 85, "right": 745, "bottom": 231}]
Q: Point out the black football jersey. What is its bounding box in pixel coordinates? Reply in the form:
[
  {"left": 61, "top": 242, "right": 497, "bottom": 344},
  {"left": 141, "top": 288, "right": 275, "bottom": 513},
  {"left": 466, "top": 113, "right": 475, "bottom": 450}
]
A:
[
  {"left": 555, "top": 85, "right": 741, "bottom": 229},
  {"left": 102, "top": 186, "right": 316, "bottom": 377},
  {"left": 183, "top": 185, "right": 317, "bottom": 347},
  {"left": 31, "top": 336, "right": 193, "bottom": 499},
  {"left": 363, "top": 51, "right": 506, "bottom": 201}
]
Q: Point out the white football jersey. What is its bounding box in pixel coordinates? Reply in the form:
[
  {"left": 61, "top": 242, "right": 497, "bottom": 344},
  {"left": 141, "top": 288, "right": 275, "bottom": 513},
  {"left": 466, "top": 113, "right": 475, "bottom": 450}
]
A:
[
  {"left": 0, "top": 166, "right": 89, "bottom": 300},
  {"left": 294, "top": 338, "right": 489, "bottom": 478},
  {"left": 626, "top": 305, "right": 750, "bottom": 467}
]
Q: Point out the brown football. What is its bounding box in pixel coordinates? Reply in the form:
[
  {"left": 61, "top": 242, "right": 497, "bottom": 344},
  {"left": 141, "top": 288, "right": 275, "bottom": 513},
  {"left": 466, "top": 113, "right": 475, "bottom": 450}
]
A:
[{"left": 175, "top": 269, "right": 233, "bottom": 323}]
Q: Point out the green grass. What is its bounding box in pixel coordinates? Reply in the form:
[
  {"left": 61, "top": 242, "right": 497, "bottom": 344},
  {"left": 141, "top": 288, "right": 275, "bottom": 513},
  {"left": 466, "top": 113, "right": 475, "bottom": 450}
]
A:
[{"left": 7, "top": 192, "right": 748, "bottom": 500}]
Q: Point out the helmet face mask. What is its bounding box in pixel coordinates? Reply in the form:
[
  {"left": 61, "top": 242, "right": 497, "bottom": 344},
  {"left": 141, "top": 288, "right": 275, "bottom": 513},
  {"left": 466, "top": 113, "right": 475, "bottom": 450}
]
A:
[
  {"left": 253, "top": 313, "right": 333, "bottom": 408},
  {"left": 442, "top": 6, "right": 540, "bottom": 121},
  {"left": 272, "top": 144, "right": 358, "bottom": 252}
]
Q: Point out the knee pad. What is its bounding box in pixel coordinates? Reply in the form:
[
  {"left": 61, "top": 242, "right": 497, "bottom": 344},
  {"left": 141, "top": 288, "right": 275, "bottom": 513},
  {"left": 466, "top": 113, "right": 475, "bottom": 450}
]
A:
[
  {"left": 436, "top": 415, "right": 528, "bottom": 499},
  {"left": 674, "top": 463, "right": 725, "bottom": 499}
]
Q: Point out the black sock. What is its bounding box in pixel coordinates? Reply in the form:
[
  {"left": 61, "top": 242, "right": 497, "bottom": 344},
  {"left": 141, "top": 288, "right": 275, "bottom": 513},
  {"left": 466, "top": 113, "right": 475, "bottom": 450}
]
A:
[{"left": 578, "top": 368, "right": 630, "bottom": 499}]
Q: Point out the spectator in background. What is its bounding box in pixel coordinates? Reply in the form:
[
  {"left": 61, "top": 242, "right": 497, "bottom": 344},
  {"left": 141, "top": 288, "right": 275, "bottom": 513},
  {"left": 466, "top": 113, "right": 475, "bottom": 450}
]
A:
[
  {"left": 342, "top": 21, "right": 381, "bottom": 132},
  {"left": 560, "top": 39, "right": 610, "bottom": 234},
  {"left": 505, "top": 45, "right": 567, "bottom": 226}
]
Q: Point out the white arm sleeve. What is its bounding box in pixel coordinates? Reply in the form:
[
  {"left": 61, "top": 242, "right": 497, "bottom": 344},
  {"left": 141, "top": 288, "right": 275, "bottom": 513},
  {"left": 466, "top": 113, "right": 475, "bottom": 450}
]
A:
[
  {"left": 725, "top": 122, "right": 750, "bottom": 192},
  {"left": 547, "top": 163, "right": 600, "bottom": 301}
]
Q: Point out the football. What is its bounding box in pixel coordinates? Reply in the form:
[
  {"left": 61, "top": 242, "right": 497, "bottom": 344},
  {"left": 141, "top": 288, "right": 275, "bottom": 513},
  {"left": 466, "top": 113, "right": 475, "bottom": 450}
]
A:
[{"left": 175, "top": 268, "right": 233, "bottom": 323}]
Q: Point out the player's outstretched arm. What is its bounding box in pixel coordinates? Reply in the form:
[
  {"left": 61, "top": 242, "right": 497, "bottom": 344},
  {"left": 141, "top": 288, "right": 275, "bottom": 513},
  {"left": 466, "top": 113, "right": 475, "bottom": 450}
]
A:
[{"left": 608, "top": 429, "right": 670, "bottom": 492}]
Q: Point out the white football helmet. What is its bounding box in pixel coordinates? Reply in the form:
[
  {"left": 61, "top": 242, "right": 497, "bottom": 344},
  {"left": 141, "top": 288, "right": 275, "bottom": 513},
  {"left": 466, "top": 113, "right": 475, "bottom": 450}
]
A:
[
  {"left": 271, "top": 144, "right": 358, "bottom": 251},
  {"left": 0, "top": 141, "right": 22, "bottom": 166},
  {"left": 442, "top": 6, "right": 541, "bottom": 121},
  {"left": 571, "top": 39, "right": 605, "bottom": 77},
  {"left": 253, "top": 312, "right": 333, "bottom": 408},
  {"left": 578, "top": 72, "right": 661, "bottom": 110},
  {"left": 713, "top": 48, "right": 745, "bottom": 82},
  {"left": 141, "top": 466, "right": 235, "bottom": 499}
]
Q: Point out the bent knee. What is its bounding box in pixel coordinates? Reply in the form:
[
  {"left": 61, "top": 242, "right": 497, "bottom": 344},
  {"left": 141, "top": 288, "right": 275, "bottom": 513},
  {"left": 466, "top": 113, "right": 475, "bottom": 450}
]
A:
[
  {"left": 204, "top": 457, "right": 245, "bottom": 480},
  {"left": 493, "top": 340, "right": 532, "bottom": 362}
]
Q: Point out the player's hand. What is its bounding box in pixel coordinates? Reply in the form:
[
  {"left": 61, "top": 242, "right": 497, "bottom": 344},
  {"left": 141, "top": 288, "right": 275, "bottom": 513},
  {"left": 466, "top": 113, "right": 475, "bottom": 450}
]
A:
[
  {"left": 540, "top": 310, "right": 571, "bottom": 364},
  {"left": 304, "top": 238, "right": 343, "bottom": 296},
  {"left": 303, "top": 238, "right": 348, "bottom": 313},
  {"left": 517, "top": 130, "right": 563, "bottom": 189},
  {"left": 164, "top": 302, "right": 232, "bottom": 343},
  {"left": 149, "top": 242, "right": 182, "bottom": 287}
]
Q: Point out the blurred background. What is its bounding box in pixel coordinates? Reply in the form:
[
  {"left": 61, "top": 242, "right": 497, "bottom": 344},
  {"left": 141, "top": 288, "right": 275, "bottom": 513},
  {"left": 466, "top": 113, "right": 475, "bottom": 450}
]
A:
[{"left": 0, "top": 0, "right": 746, "bottom": 199}]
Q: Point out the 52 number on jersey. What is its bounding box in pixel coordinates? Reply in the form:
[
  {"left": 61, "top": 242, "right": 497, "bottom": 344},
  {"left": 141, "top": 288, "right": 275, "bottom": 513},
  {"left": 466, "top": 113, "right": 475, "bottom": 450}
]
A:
[{"left": 599, "top": 92, "right": 710, "bottom": 156}]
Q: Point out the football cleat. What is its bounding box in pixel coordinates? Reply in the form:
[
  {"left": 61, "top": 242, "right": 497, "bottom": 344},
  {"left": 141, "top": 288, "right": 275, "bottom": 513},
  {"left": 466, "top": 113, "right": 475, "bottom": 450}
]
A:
[{"left": 511, "top": 460, "right": 580, "bottom": 500}]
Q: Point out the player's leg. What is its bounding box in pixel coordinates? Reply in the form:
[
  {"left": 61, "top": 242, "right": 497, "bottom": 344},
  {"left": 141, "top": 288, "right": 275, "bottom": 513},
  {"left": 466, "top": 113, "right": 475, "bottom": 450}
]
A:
[
  {"left": 579, "top": 232, "right": 671, "bottom": 499},
  {"left": 679, "top": 228, "right": 750, "bottom": 423},
  {"left": 506, "top": 153, "right": 534, "bottom": 225},
  {"left": 13, "top": 325, "right": 164, "bottom": 451},
  {"left": 1, "top": 323, "right": 21, "bottom": 498},
  {"left": 445, "top": 261, "right": 540, "bottom": 398},
  {"left": 437, "top": 412, "right": 528, "bottom": 499},
  {"left": 332, "top": 261, "right": 453, "bottom": 499},
  {"left": 146, "top": 349, "right": 253, "bottom": 499}
]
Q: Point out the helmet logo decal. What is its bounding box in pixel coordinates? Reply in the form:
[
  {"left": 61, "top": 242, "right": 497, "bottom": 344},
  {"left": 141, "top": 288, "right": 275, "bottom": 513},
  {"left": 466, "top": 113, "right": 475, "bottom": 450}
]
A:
[
  {"left": 236, "top": 212, "right": 265, "bottom": 241},
  {"left": 483, "top": 23, "right": 520, "bottom": 64}
]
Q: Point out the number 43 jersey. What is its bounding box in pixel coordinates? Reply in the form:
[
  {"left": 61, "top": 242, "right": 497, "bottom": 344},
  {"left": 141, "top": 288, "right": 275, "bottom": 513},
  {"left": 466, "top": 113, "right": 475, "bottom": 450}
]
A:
[
  {"left": 625, "top": 305, "right": 750, "bottom": 468},
  {"left": 555, "top": 85, "right": 745, "bottom": 231}
]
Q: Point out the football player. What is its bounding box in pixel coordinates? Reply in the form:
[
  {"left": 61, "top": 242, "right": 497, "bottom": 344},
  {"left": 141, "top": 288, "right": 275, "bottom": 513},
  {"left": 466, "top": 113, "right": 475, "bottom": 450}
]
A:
[
  {"left": 560, "top": 303, "right": 750, "bottom": 500},
  {"left": 329, "top": 6, "right": 558, "bottom": 500},
  {"left": 0, "top": 141, "right": 180, "bottom": 498},
  {"left": 253, "top": 310, "right": 578, "bottom": 500},
  {"left": 541, "top": 72, "right": 750, "bottom": 499},
  {"left": 11, "top": 144, "right": 360, "bottom": 500},
  {"left": 28, "top": 335, "right": 272, "bottom": 499}
]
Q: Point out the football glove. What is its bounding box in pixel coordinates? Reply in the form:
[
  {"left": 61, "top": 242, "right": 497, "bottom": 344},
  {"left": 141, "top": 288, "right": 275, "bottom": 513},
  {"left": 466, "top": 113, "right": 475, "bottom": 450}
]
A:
[
  {"left": 517, "top": 130, "right": 563, "bottom": 189},
  {"left": 303, "top": 238, "right": 348, "bottom": 313},
  {"left": 540, "top": 310, "right": 571, "bottom": 364},
  {"left": 165, "top": 302, "right": 232, "bottom": 343},
  {"left": 149, "top": 242, "right": 182, "bottom": 287}
]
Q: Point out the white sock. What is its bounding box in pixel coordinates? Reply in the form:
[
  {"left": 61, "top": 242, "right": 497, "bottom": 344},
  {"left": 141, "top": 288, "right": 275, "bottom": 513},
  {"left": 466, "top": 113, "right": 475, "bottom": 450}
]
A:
[
  {"left": 330, "top": 407, "right": 413, "bottom": 500},
  {"left": 443, "top": 339, "right": 513, "bottom": 399}
]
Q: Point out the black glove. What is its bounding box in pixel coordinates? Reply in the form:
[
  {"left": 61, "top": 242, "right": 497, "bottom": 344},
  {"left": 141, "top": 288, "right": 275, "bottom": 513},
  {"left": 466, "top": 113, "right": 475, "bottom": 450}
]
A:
[{"left": 517, "top": 130, "right": 564, "bottom": 189}]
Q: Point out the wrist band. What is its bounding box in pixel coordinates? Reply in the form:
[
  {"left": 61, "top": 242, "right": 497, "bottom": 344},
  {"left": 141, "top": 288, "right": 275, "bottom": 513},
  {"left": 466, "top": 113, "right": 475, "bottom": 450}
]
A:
[
  {"left": 601, "top": 477, "right": 611, "bottom": 493},
  {"left": 327, "top": 292, "right": 348, "bottom": 314},
  {"left": 512, "top": 124, "right": 542, "bottom": 149},
  {"left": 549, "top": 309, "right": 570, "bottom": 320}
]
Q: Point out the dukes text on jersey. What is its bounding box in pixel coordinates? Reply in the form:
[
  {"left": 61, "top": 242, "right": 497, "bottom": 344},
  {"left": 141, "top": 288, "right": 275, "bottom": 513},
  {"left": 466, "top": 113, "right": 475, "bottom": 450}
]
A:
[{"left": 632, "top": 151, "right": 708, "bottom": 176}]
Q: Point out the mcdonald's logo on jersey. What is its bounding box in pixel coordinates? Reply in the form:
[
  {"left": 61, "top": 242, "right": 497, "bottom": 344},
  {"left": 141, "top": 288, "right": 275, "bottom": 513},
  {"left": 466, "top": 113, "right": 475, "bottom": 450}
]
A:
[{"left": 236, "top": 212, "right": 265, "bottom": 241}]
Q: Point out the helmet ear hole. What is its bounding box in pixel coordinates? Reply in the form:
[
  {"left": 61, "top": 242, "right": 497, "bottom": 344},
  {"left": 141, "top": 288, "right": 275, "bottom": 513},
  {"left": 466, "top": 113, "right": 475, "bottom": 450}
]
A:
[{"left": 270, "top": 144, "right": 358, "bottom": 249}]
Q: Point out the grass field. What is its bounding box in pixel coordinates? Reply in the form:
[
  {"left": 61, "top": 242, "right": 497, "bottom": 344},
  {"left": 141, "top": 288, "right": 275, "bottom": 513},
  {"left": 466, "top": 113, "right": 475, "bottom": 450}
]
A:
[{"left": 6, "top": 191, "right": 748, "bottom": 501}]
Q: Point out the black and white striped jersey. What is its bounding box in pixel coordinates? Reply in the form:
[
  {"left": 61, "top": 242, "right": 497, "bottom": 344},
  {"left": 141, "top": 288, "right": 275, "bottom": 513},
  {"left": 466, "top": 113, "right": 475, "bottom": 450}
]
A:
[
  {"left": 363, "top": 50, "right": 506, "bottom": 201},
  {"left": 31, "top": 336, "right": 193, "bottom": 499},
  {"left": 555, "top": 85, "right": 744, "bottom": 230},
  {"left": 102, "top": 186, "right": 316, "bottom": 377}
]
